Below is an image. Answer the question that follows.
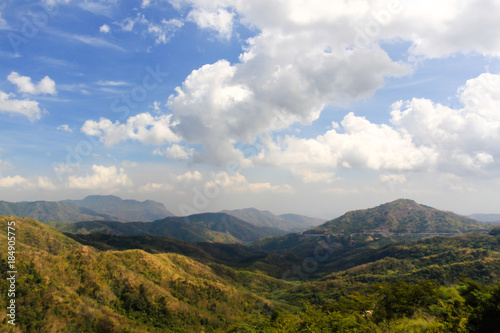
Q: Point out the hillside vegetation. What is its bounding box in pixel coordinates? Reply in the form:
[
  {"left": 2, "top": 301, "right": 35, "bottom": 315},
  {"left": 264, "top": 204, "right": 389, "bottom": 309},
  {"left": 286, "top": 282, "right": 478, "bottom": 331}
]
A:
[{"left": 2, "top": 199, "right": 499, "bottom": 332}]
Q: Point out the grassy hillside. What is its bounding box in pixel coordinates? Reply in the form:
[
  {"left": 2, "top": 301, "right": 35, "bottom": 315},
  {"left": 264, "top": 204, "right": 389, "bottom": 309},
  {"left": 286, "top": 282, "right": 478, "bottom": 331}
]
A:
[
  {"left": 62, "top": 195, "right": 174, "bottom": 222},
  {"left": 0, "top": 216, "right": 290, "bottom": 332},
  {"left": 0, "top": 201, "right": 123, "bottom": 223}
]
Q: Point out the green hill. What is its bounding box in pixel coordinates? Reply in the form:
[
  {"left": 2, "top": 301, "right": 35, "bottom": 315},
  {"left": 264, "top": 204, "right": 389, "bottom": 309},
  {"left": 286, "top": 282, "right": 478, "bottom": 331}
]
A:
[
  {"left": 309, "top": 199, "right": 489, "bottom": 235},
  {"left": 62, "top": 195, "right": 174, "bottom": 222},
  {"left": 0, "top": 200, "right": 123, "bottom": 223},
  {"left": 0, "top": 215, "right": 290, "bottom": 332}
]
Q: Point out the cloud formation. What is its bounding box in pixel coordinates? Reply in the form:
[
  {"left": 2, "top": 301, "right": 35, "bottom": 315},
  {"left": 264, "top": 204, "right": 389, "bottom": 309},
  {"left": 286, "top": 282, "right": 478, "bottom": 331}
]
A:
[
  {"left": 7, "top": 72, "right": 57, "bottom": 95},
  {"left": 67, "top": 165, "right": 132, "bottom": 189},
  {"left": 81, "top": 113, "right": 180, "bottom": 146},
  {"left": 0, "top": 91, "right": 43, "bottom": 121}
]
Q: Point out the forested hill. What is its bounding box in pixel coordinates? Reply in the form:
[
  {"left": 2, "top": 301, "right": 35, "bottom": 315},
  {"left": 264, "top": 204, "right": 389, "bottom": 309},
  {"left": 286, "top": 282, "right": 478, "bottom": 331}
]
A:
[{"left": 309, "top": 199, "right": 490, "bottom": 235}]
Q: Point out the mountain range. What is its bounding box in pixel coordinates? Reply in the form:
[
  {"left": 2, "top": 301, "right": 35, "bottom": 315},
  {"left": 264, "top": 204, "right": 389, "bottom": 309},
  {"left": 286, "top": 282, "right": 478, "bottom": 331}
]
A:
[
  {"left": 222, "top": 207, "right": 323, "bottom": 232},
  {"left": 1, "top": 198, "right": 499, "bottom": 332},
  {"left": 469, "top": 213, "right": 500, "bottom": 224},
  {"left": 0, "top": 200, "right": 122, "bottom": 223},
  {"left": 47, "top": 212, "right": 284, "bottom": 244}
]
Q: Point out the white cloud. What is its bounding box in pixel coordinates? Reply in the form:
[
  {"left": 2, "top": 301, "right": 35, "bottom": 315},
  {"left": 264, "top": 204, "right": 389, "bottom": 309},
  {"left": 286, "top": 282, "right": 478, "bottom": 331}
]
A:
[
  {"left": 0, "top": 175, "right": 29, "bottom": 188},
  {"left": 96, "top": 80, "right": 129, "bottom": 86},
  {"left": 67, "top": 165, "right": 133, "bottom": 189},
  {"left": 138, "top": 182, "right": 174, "bottom": 192},
  {"left": 290, "top": 168, "right": 336, "bottom": 184},
  {"left": 391, "top": 73, "right": 500, "bottom": 172},
  {"left": 117, "top": 14, "right": 183, "bottom": 44},
  {"left": 257, "top": 112, "right": 437, "bottom": 172},
  {"left": 81, "top": 112, "right": 180, "bottom": 146},
  {"left": 187, "top": 7, "right": 234, "bottom": 40},
  {"left": 99, "top": 24, "right": 111, "bottom": 33},
  {"left": 379, "top": 174, "right": 407, "bottom": 184},
  {"left": 205, "top": 171, "right": 294, "bottom": 194},
  {"left": 57, "top": 124, "right": 73, "bottom": 133},
  {"left": 154, "top": 144, "right": 194, "bottom": 160},
  {"left": 0, "top": 91, "right": 43, "bottom": 121},
  {"left": 159, "top": 0, "right": 500, "bottom": 167},
  {"left": 175, "top": 170, "right": 203, "bottom": 182},
  {"left": 7, "top": 72, "right": 57, "bottom": 95},
  {"left": 38, "top": 176, "right": 57, "bottom": 190},
  {"left": 54, "top": 31, "right": 125, "bottom": 51}
]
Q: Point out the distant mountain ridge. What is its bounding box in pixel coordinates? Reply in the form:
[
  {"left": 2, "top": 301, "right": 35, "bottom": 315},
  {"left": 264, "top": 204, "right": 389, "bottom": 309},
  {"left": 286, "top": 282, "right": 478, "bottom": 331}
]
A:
[
  {"left": 222, "top": 207, "right": 323, "bottom": 232},
  {"left": 62, "top": 195, "right": 174, "bottom": 222},
  {"left": 0, "top": 200, "right": 122, "bottom": 223},
  {"left": 48, "top": 212, "right": 284, "bottom": 243},
  {"left": 469, "top": 214, "right": 500, "bottom": 224}
]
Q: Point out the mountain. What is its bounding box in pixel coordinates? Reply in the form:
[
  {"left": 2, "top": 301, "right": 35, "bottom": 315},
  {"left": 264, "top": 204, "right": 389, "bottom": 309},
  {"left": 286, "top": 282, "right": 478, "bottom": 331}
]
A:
[
  {"left": 469, "top": 213, "right": 500, "bottom": 223},
  {"left": 48, "top": 212, "right": 283, "bottom": 244},
  {"left": 222, "top": 207, "right": 323, "bottom": 232},
  {"left": 0, "top": 200, "right": 123, "bottom": 222},
  {"left": 2, "top": 213, "right": 500, "bottom": 332},
  {"left": 309, "top": 199, "right": 490, "bottom": 235},
  {"left": 253, "top": 199, "right": 493, "bottom": 261},
  {"left": 62, "top": 195, "right": 174, "bottom": 222}
]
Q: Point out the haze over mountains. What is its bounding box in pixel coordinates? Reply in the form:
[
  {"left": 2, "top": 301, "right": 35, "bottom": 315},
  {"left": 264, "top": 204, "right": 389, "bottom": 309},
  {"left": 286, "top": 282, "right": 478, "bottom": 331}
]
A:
[
  {"left": 62, "top": 195, "right": 174, "bottom": 221},
  {"left": 222, "top": 207, "right": 324, "bottom": 232}
]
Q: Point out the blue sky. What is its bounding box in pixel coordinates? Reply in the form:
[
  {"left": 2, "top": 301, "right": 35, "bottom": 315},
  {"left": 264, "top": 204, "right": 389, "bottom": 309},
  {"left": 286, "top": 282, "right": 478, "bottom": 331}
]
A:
[{"left": 1, "top": 0, "right": 500, "bottom": 218}]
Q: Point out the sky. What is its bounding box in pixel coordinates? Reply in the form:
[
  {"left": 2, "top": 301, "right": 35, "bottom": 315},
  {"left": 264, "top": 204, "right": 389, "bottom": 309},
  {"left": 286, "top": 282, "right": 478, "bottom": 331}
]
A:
[{"left": 0, "top": 0, "right": 500, "bottom": 219}]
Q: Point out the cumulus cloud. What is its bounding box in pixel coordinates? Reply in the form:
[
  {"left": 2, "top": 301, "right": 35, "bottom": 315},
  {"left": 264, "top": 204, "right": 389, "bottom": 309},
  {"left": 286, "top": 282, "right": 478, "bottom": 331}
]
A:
[
  {"left": 391, "top": 73, "right": 500, "bottom": 172},
  {"left": 175, "top": 170, "right": 203, "bottom": 182},
  {"left": 153, "top": 144, "right": 194, "bottom": 160},
  {"left": 67, "top": 165, "right": 132, "bottom": 189},
  {"left": 117, "top": 14, "right": 183, "bottom": 44},
  {"left": 57, "top": 124, "right": 73, "bottom": 132},
  {"left": 38, "top": 176, "right": 57, "bottom": 190},
  {"left": 81, "top": 112, "right": 180, "bottom": 146},
  {"left": 99, "top": 24, "right": 110, "bottom": 33},
  {"left": 0, "top": 91, "right": 43, "bottom": 121},
  {"left": 187, "top": 7, "right": 234, "bottom": 40},
  {"left": 7, "top": 72, "right": 57, "bottom": 95},
  {"left": 0, "top": 175, "right": 29, "bottom": 188},
  {"left": 290, "top": 168, "right": 337, "bottom": 184},
  {"left": 205, "top": 171, "right": 294, "bottom": 194},
  {"left": 379, "top": 174, "right": 407, "bottom": 184},
  {"left": 257, "top": 112, "right": 437, "bottom": 171},
  {"left": 258, "top": 72, "right": 500, "bottom": 176},
  {"left": 138, "top": 182, "right": 174, "bottom": 192}
]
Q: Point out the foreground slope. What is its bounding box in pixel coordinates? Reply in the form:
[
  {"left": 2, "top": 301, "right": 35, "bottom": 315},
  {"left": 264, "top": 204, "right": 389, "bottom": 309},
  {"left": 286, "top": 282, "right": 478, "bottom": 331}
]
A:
[
  {"left": 0, "top": 200, "right": 123, "bottom": 223},
  {"left": 0, "top": 216, "right": 289, "bottom": 332},
  {"left": 62, "top": 195, "right": 174, "bottom": 222}
]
